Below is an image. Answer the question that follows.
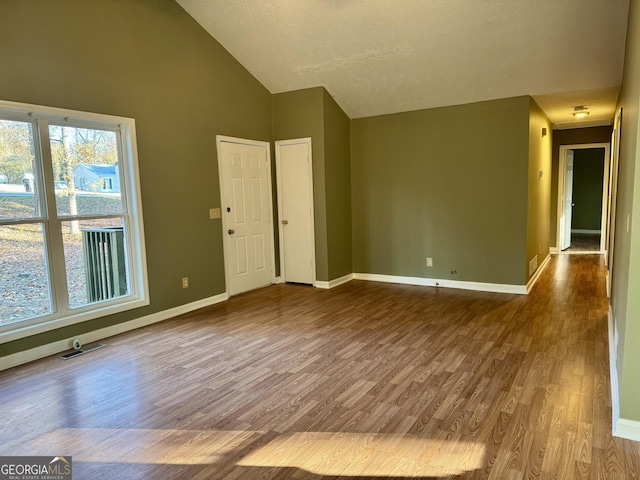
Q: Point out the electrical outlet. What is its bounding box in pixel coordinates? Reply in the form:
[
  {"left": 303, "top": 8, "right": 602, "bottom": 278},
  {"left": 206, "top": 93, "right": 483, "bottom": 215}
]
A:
[
  {"left": 426, "top": 257, "right": 433, "bottom": 267},
  {"left": 210, "top": 208, "right": 221, "bottom": 219},
  {"left": 182, "top": 277, "right": 189, "bottom": 289}
]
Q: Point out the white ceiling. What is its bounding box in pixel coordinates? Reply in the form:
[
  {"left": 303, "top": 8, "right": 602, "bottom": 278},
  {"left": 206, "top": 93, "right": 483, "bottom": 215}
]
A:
[{"left": 176, "top": 0, "right": 629, "bottom": 127}]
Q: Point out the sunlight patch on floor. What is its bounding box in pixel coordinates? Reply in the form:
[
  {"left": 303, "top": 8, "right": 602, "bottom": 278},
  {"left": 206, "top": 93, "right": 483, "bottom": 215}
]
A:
[
  {"left": 24, "top": 428, "right": 486, "bottom": 476},
  {"left": 237, "top": 431, "right": 487, "bottom": 477}
]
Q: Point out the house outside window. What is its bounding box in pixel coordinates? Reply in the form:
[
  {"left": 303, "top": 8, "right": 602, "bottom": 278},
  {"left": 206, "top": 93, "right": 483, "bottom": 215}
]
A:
[
  {"left": 73, "top": 163, "right": 120, "bottom": 193},
  {"left": 0, "top": 100, "right": 148, "bottom": 342}
]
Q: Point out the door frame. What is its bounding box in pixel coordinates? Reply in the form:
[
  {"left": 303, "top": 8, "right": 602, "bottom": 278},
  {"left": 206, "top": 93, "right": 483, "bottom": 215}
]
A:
[
  {"left": 606, "top": 108, "right": 623, "bottom": 292},
  {"left": 216, "top": 135, "right": 276, "bottom": 295},
  {"left": 275, "top": 137, "right": 316, "bottom": 286},
  {"left": 556, "top": 142, "right": 610, "bottom": 254},
  {"left": 559, "top": 149, "right": 575, "bottom": 251}
]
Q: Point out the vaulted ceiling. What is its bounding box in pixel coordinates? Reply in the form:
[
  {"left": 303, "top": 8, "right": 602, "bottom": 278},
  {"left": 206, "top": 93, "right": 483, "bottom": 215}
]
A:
[{"left": 176, "top": 0, "right": 629, "bottom": 129}]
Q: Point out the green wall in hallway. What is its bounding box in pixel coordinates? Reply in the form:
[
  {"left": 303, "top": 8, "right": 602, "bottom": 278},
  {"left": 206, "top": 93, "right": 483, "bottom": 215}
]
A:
[{"left": 612, "top": 0, "right": 640, "bottom": 423}]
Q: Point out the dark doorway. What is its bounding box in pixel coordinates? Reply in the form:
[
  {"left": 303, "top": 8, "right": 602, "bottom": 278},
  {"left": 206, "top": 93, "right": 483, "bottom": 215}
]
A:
[{"left": 567, "top": 148, "right": 605, "bottom": 252}]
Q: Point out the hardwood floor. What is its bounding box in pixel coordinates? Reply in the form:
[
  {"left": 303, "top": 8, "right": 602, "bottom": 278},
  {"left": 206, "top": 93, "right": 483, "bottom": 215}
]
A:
[{"left": 1, "top": 255, "right": 639, "bottom": 479}]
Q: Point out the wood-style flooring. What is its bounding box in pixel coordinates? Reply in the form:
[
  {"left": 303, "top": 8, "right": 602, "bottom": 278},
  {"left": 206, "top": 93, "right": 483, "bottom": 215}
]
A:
[{"left": 1, "top": 255, "right": 639, "bottom": 479}]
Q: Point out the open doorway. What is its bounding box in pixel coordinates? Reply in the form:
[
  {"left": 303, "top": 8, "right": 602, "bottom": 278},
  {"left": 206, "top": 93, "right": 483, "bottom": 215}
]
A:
[{"left": 557, "top": 143, "right": 610, "bottom": 254}]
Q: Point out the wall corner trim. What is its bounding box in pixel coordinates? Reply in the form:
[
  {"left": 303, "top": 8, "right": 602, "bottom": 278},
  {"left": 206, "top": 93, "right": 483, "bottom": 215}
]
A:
[
  {"left": 0, "top": 292, "right": 229, "bottom": 372},
  {"left": 316, "top": 273, "right": 354, "bottom": 289},
  {"left": 352, "top": 273, "right": 527, "bottom": 295},
  {"left": 526, "top": 254, "right": 551, "bottom": 294}
]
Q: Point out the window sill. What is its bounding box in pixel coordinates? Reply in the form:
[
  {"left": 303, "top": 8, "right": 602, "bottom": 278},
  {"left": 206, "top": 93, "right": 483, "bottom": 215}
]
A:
[{"left": 0, "top": 296, "right": 150, "bottom": 344}]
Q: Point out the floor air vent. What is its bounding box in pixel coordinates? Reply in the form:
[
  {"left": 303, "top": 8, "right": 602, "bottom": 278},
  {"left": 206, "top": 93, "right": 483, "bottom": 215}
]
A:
[{"left": 59, "top": 343, "right": 106, "bottom": 360}]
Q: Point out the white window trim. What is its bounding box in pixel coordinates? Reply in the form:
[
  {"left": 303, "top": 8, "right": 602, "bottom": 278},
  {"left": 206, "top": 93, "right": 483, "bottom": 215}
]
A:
[{"left": 0, "top": 99, "right": 149, "bottom": 344}]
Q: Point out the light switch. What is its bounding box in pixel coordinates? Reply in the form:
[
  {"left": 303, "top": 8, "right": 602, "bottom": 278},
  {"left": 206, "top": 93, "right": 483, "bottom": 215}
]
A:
[{"left": 210, "top": 208, "right": 221, "bottom": 219}]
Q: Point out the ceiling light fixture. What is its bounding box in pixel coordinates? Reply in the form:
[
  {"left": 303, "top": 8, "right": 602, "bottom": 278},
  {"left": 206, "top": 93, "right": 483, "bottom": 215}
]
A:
[{"left": 573, "top": 105, "right": 589, "bottom": 118}]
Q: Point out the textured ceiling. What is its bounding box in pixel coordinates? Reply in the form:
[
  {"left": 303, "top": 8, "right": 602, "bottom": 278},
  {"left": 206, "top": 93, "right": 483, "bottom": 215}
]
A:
[{"left": 176, "top": 0, "right": 629, "bottom": 126}]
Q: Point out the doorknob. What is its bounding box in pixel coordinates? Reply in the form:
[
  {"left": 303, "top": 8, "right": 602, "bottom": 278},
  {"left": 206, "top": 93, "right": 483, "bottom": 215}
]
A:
[
  {"left": 282, "top": 220, "right": 288, "bottom": 225},
  {"left": 228, "top": 229, "right": 235, "bottom": 235}
]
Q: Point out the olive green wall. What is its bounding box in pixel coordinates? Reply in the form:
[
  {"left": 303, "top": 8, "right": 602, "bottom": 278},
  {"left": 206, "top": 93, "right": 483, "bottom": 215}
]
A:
[
  {"left": 571, "top": 149, "right": 605, "bottom": 231},
  {"left": 323, "top": 91, "right": 353, "bottom": 279},
  {"left": 0, "top": 0, "right": 272, "bottom": 356},
  {"left": 351, "top": 96, "right": 530, "bottom": 286},
  {"left": 526, "top": 99, "right": 553, "bottom": 279},
  {"left": 612, "top": 0, "right": 640, "bottom": 423},
  {"left": 272, "top": 87, "right": 352, "bottom": 282},
  {"left": 549, "top": 126, "right": 612, "bottom": 248}
]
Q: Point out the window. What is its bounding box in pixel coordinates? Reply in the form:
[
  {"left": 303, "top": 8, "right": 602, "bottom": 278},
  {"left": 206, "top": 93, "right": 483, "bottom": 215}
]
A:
[{"left": 0, "top": 100, "right": 148, "bottom": 342}]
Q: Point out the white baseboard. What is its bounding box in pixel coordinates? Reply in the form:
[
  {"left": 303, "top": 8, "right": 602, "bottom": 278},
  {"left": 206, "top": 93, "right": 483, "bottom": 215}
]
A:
[
  {"left": 609, "top": 306, "right": 621, "bottom": 436},
  {"left": 615, "top": 419, "right": 640, "bottom": 442},
  {"left": 550, "top": 246, "right": 559, "bottom": 254},
  {"left": 274, "top": 276, "right": 284, "bottom": 284},
  {"left": 607, "top": 307, "right": 640, "bottom": 441},
  {"left": 0, "top": 292, "right": 229, "bottom": 372},
  {"left": 571, "top": 229, "right": 601, "bottom": 235},
  {"left": 352, "top": 273, "right": 527, "bottom": 295},
  {"left": 315, "top": 273, "right": 354, "bottom": 289},
  {"left": 526, "top": 254, "right": 551, "bottom": 293}
]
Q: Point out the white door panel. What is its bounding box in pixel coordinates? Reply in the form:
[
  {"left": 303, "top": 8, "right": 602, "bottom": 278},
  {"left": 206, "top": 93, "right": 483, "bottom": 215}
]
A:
[
  {"left": 219, "top": 139, "right": 273, "bottom": 295},
  {"left": 560, "top": 150, "right": 574, "bottom": 251},
  {"left": 276, "top": 140, "right": 315, "bottom": 285}
]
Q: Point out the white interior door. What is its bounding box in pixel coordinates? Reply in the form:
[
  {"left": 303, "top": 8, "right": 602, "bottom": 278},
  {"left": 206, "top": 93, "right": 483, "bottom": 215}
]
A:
[
  {"left": 218, "top": 137, "right": 274, "bottom": 295},
  {"left": 276, "top": 139, "right": 315, "bottom": 285},
  {"left": 560, "top": 150, "right": 574, "bottom": 251}
]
